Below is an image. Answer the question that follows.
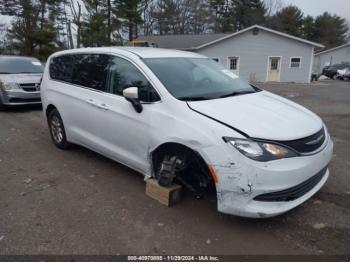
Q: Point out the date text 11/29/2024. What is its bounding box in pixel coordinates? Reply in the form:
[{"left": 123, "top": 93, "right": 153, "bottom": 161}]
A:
[{"left": 127, "top": 255, "right": 220, "bottom": 261}]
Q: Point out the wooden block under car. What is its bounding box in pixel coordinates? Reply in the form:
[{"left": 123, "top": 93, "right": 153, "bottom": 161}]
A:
[{"left": 145, "top": 178, "right": 182, "bottom": 207}]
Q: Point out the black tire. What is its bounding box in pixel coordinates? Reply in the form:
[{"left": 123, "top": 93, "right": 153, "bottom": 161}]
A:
[
  {"left": 0, "top": 99, "right": 6, "bottom": 111},
  {"left": 47, "top": 108, "right": 71, "bottom": 149}
]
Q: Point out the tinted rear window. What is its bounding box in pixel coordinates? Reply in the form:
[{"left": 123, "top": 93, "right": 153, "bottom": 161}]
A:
[
  {"left": 50, "top": 54, "right": 110, "bottom": 92},
  {"left": 71, "top": 54, "right": 110, "bottom": 91},
  {"left": 50, "top": 55, "right": 74, "bottom": 83},
  {"left": 0, "top": 57, "right": 43, "bottom": 74}
]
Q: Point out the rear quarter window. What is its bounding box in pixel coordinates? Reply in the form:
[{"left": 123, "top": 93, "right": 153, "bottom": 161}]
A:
[
  {"left": 50, "top": 54, "right": 111, "bottom": 92},
  {"left": 49, "top": 55, "right": 74, "bottom": 83}
]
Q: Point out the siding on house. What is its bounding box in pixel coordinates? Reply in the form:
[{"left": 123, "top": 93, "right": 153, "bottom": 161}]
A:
[
  {"left": 313, "top": 44, "right": 350, "bottom": 74},
  {"left": 196, "top": 29, "right": 314, "bottom": 83},
  {"left": 135, "top": 25, "right": 323, "bottom": 83}
]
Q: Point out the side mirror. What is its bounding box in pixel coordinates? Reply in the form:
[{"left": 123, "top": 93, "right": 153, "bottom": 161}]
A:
[
  {"left": 123, "top": 87, "right": 143, "bottom": 113},
  {"left": 123, "top": 87, "right": 138, "bottom": 100}
]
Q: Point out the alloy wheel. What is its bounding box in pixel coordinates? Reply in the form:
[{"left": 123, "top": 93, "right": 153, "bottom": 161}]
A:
[{"left": 50, "top": 115, "right": 63, "bottom": 144}]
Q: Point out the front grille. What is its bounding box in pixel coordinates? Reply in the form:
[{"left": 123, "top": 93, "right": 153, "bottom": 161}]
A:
[
  {"left": 9, "top": 98, "right": 41, "bottom": 103},
  {"left": 276, "top": 127, "right": 326, "bottom": 154},
  {"left": 254, "top": 166, "right": 327, "bottom": 202},
  {"left": 19, "top": 83, "right": 40, "bottom": 92}
]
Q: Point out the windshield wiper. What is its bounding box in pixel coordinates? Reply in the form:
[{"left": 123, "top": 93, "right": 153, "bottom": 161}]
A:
[
  {"left": 220, "top": 90, "right": 256, "bottom": 98},
  {"left": 178, "top": 96, "right": 211, "bottom": 101}
]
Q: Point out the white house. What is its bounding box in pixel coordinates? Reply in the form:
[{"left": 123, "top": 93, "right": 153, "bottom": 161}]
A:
[{"left": 136, "top": 25, "right": 324, "bottom": 83}]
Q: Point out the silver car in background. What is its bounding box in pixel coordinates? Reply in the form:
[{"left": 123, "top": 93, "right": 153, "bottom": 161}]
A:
[{"left": 0, "top": 56, "right": 44, "bottom": 109}]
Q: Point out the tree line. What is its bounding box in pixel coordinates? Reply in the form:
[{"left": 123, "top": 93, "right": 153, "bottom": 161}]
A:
[{"left": 0, "top": 0, "right": 348, "bottom": 60}]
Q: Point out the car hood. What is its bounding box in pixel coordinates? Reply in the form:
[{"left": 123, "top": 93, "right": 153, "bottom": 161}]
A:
[
  {"left": 188, "top": 91, "right": 323, "bottom": 141},
  {"left": 0, "top": 73, "right": 42, "bottom": 84}
]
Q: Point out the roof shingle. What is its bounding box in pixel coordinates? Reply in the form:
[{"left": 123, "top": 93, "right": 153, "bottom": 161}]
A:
[
  {"left": 135, "top": 34, "right": 229, "bottom": 50},
  {"left": 135, "top": 25, "right": 324, "bottom": 50}
]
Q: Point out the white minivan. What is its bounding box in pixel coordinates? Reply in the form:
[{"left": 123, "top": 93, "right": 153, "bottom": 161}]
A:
[{"left": 41, "top": 47, "right": 333, "bottom": 218}]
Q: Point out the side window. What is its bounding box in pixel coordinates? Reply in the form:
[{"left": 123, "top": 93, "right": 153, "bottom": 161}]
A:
[
  {"left": 71, "top": 54, "right": 110, "bottom": 91},
  {"left": 107, "top": 57, "right": 160, "bottom": 102},
  {"left": 50, "top": 55, "right": 74, "bottom": 83}
]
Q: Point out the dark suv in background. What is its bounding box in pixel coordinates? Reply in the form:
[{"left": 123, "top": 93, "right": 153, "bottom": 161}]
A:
[{"left": 322, "top": 63, "right": 350, "bottom": 79}]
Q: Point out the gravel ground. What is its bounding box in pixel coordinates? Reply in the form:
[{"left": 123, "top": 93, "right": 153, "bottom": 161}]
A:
[{"left": 0, "top": 79, "right": 349, "bottom": 255}]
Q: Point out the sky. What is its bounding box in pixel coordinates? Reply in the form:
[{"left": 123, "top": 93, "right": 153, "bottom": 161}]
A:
[{"left": 280, "top": 0, "right": 350, "bottom": 19}]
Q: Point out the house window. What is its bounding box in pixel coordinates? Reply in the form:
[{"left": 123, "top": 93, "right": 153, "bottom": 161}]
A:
[
  {"left": 228, "top": 57, "right": 239, "bottom": 70},
  {"left": 212, "top": 58, "right": 219, "bottom": 62},
  {"left": 270, "top": 58, "right": 279, "bottom": 70},
  {"left": 290, "top": 57, "right": 301, "bottom": 68}
]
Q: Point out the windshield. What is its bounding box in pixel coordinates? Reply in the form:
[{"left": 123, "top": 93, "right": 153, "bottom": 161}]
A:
[
  {"left": 0, "top": 57, "right": 44, "bottom": 74},
  {"left": 331, "top": 64, "right": 349, "bottom": 70},
  {"left": 143, "top": 57, "right": 257, "bottom": 101}
]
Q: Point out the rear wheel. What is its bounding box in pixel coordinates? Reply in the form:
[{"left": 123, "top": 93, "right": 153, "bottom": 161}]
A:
[{"left": 48, "top": 108, "right": 71, "bottom": 149}]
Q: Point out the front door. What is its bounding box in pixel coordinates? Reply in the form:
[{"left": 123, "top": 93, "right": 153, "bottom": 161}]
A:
[
  {"left": 93, "top": 56, "right": 160, "bottom": 172},
  {"left": 267, "top": 57, "right": 281, "bottom": 81}
]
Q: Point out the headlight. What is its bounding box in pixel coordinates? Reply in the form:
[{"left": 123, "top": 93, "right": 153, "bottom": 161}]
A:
[
  {"left": 2, "top": 82, "right": 20, "bottom": 91},
  {"left": 224, "top": 137, "right": 298, "bottom": 162}
]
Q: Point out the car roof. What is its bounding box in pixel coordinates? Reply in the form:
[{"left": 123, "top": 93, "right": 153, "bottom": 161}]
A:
[
  {"left": 50, "top": 47, "right": 206, "bottom": 59},
  {"left": 0, "top": 55, "right": 40, "bottom": 60},
  {"left": 331, "top": 63, "right": 349, "bottom": 67},
  {"left": 115, "top": 47, "right": 206, "bottom": 58}
]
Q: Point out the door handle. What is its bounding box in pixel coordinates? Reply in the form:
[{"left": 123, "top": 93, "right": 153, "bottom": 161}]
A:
[
  {"left": 86, "top": 99, "right": 99, "bottom": 108},
  {"left": 86, "top": 98, "right": 96, "bottom": 105},
  {"left": 98, "top": 103, "right": 109, "bottom": 111},
  {"left": 87, "top": 99, "right": 108, "bottom": 111}
]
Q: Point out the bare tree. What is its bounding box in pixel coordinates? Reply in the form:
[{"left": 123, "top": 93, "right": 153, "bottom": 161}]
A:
[
  {"left": 67, "top": 20, "right": 74, "bottom": 48},
  {"left": 140, "top": 0, "right": 157, "bottom": 35},
  {"left": 68, "top": 0, "right": 82, "bottom": 48},
  {"left": 0, "top": 22, "right": 6, "bottom": 49},
  {"left": 263, "top": 0, "right": 284, "bottom": 16},
  {"left": 0, "top": 23, "right": 6, "bottom": 36}
]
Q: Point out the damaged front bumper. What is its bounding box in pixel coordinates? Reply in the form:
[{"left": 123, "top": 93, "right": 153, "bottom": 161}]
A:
[{"left": 209, "top": 136, "right": 333, "bottom": 218}]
